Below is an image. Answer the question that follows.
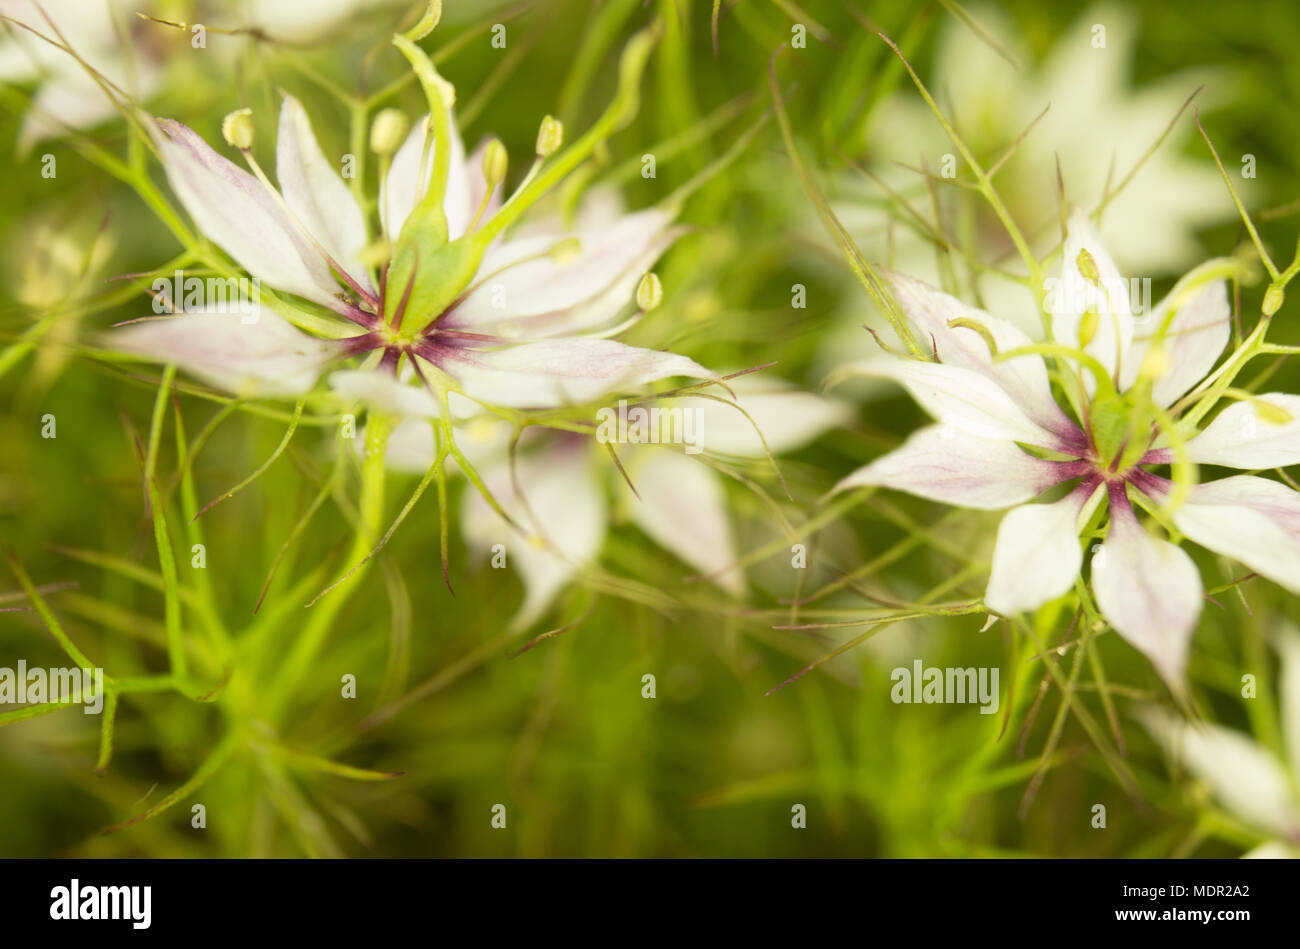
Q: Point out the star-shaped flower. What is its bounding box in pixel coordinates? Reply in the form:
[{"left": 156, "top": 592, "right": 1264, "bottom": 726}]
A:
[
  {"left": 109, "top": 89, "right": 714, "bottom": 420},
  {"left": 832, "top": 210, "right": 1300, "bottom": 688}
]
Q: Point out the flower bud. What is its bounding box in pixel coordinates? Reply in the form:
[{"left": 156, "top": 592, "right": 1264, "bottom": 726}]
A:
[
  {"left": 370, "top": 108, "right": 409, "bottom": 155},
  {"left": 636, "top": 272, "right": 663, "bottom": 311},
  {"left": 482, "top": 139, "right": 508, "bottom": 189},
  {"left": 536, "top": 115, "right": 563, "bottom": 158},
  {"left": 221, "top": 108, "right": 254, "bottom": 150}
]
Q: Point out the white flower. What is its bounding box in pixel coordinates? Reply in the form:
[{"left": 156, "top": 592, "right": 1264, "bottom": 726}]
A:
[
  {"left": 0, "top": 0, "right": 160, "bottom": 154},
  {"left": 108, "top": 93, "right": 714, "bottom": 412},
  {"left": 1139, "top": 628, "right": 1300, "bottom": 857},
  {"left": 819, "top": 2, "right": 1231, "bottom": 371},
  {"left": 833, "top": 210, "right": 1300, "bottom": 688},
  {"left": 384, "top": 375, "right": 853, "bottom": 630}
]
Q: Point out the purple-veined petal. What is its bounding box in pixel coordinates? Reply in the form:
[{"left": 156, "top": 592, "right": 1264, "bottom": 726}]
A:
[
  {"left": 149, "top": 118, "right": 342, "bottom": 309},
  {"left": 446, "top": 207, "right": 675, "bottom": 328},
  {"left": 1171, "top": 475, "right": 1300, "bottom": 594},
  {"left": 381, "top": 112, "right": 473, "bottom": 241},
  {"left": 460, "top": 442, "right": 607, "bottom": 631},
  {"left": 1049, "top": 209, "right": 1134, "bottom": 390},
  {"left": 442, "top": 338, "right": 715, "bottom": 410},
  {"left": 1120, "top": 277, "right": 1229, "bottom": 406},
  {"left": 621, "top": 448, "right": 743, "bottom": 596},
  {"left": 833, "top": 357, "right": 1067, "bottom": 447},
  {"left": 1091, "top": 494, "right": 1202, "bottom": 688},
  {"left": 830, "top": 424, "right": 1073, "bottom": 508},
  {"left": 277, "top": 93, "right": 374, "bottom": 296},
  {"left": 1185, "top": 394, "right": 1300, "bottom": 469},
  {"left": 1138, "top": 706, "right": 1300, "bottom": 841},
  {"left": 108, "top": 306, "right": 332, "bottom": 398},
  {"left": 883, "top": 268, "right": 1075, "bottom": 436},
  {"left": 985, "top": 481, "right": 1101, "bottom": 615}
]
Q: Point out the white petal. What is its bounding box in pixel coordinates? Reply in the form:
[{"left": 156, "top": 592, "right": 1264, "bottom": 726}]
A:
[
  {"left": 883, "top": 268, "right": 1074, "bottom": 435},
  {"left": 1139, "top": 706, "right": 1300, "bottom": 840},
  {"left": 986, "top": 485, "right": 1098, "bottom": 615},
  {"left": 1279, "top": 625, "right": 1300, "bottom": 779},
  {"left": 1121, "top": 277, "right": 1229, "bottom": 406},
  {"left": 622, "top": 449, "right": 743, "bottom": 596},
  {"left": 239, "top": 0, "right": 384, "bottom": 41},
  {"left": 832, "top": 424, "right": 1068, "bottom": 509},
  {"left": 446, "top": 207, "right": 675, "bottom": 327},
  {"left": 450, "top": 226, "right": 684, "bottom": 339},
  {"left": 1185, "top": 394, "right": 1300, "bottom": 469},
  {"left": 686, "top": 379, "right": 854, "bottom": 458},
  {"left": 381, "top": 112, "right": 473, "bottom": 241},
  {"left": 460, "top": 444, "right": 607, "bottom": 631},
  {"left": 328, "top": 369, "right": 439, "bottom": 419},
  {"left": 1242, "top": 842, "right": 1298, "bottom": 859},
  {"left": 277, "top": 94, "right": 374, "bottom": 295},
  {"left": 1172, "top": 475, "right": 1300, "bottom": 594},
  {"left": 1092, "top": 506, "right": 1202, "bottom": 688},
  {"left": 1049, "top": 209, "right": 1134, "bottom": 389},
  {"left": 443, "top": 338, "right": 715, "bottom": 409},
  {"left": 19, "top": 73, "right": 120, "bottom": 155},
  {"left": 384, "top": 418, "right": 437, "bottom": 475},
  {"left": 834, "top": 357, "right": 1064, "bottom": 447},
  {"left": 150, "top": 119, "right": 342, "bottom": 309},
  {"left": 107, "top": 307, "right": 332, "bottom": 397}
]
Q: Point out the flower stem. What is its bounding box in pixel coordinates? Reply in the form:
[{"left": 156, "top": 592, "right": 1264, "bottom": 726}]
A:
[{"left": 265, "top": 413, "right": 393, "bottom": 725}]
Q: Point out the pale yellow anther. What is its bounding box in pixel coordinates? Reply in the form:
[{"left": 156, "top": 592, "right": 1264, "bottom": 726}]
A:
[
  {"left": 370, "top": 108, "right": 409, "bottom": 155},
  {"left": 1078, "top": 309, "right": 1099, "bottom": 348},
  {"left": 1076, "top": 248, "right": 1100, "bottom": 284},
  {"left": 222, "top": 108, "right": 254, "bottom": 150},
  {"left": 536, "top": 115, "right": 563, "bottom": 158},
  {"left": 636, "top": 272, "right": 663, "bottom": 311},
  {"left": 482, "top": 139, "right": 508, "bottom": 188}
]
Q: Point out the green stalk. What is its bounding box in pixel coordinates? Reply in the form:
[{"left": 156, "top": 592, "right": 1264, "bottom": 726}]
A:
[{"left": 265, "top": 414, "right": 393, "bottom": 723}]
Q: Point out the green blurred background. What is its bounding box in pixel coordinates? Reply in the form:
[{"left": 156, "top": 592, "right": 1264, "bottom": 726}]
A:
[{"left": 1, "top": 0, "right": 1298, "bottom": 857}]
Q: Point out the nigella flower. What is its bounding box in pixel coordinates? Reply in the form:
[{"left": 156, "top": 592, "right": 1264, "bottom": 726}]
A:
[
  {"left": 1139, "top": 629, "right": 1300, "bottom": 857},
  {"left": 1, "top": 0, "right": 161, "bottom": 154},
  {"left": 832, "top": 210, "right": 1300, "bottom": 688},
  {"left": 818, "top": 3, "right": 1231, "bottom": 373},
  {"left": 109, "top": 36, "right": 715, "bottom": 425},
  {"left": 383, "top": 376, "right": 852, "bottom": 629}
]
